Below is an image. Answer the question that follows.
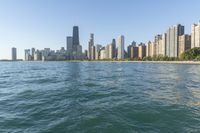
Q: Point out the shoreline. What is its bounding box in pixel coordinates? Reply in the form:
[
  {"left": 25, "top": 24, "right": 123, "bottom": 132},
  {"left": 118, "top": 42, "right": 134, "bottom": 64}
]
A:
[
  {"left": 66, "top": 60, "right": 200, "bottom": 65},
  {"left": 1, "top": 60, "right": 200, "bottom": 64}
]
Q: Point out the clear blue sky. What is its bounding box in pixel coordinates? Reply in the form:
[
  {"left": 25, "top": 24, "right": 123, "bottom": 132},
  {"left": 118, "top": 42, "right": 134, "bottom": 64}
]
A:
[{"left": 0, "top": 0, "right": 200, "bottom": 59}]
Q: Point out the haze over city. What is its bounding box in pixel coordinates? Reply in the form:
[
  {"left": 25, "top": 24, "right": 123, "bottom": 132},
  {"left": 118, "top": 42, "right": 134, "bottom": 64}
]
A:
[{"left": 0, "top": 0, "right": 200, "bottom": 59}]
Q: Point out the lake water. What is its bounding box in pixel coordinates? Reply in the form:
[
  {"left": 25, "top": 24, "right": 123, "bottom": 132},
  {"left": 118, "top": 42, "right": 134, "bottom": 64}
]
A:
[{"left": 0, "top": 61, "right": 200, "bottom": 133}]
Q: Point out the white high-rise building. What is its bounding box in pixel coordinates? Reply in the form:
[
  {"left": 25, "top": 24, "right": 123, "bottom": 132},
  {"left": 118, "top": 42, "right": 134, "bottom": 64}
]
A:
[
  {"left": 161, "top": 33, "right": 167, "bottom": 56},
  {"left": 117, "top": 35, "right": 125, "bottom": 60},
  {"left": 88, "top": 33, "right": 94, "bottom": 60},
  {"left": 11, "top": 47, "right": 17, "bottom": 61},
  {"left": 146, "top": 41, "right": 153, "bottom": 57},
  {"left": 166, "top": 24, "right": 184, "bottom": 57},
  {"left": 191, "top": 21, "right": 200, "bottom": 48}
]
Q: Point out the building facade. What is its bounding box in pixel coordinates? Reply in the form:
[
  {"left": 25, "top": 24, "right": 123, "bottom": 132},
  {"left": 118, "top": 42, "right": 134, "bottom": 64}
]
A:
[
  {"left": 11, "top": 47, "right": 17, "bottom": 61},
  {"left": 130, "top": 46, "right": 139, "bottom": 59},
  {"left": 146, "top": 41, "right": 153, "bottom": 57},
  {"left": 112, "top": 39, "right": 116, "bottom": 59},
  {"left": 191, "top": 21, "right": 200, "bottom": 48},
  {"left": 66, "top": 26, "right": 83, "bottom": 60},
  {"left": 91, "top": 45, "right": 96, "bottom": 60},
  {"left": 25, "top": 49, "right": 31, "bottom": 61},
  {"left": 154, "top": 34, "right": 162, "bottom": 56},
  {"left": 88, "top": 33, "right": 94, "bottom": 60},
  {"left": 34, "top": 50, "right": 42, "bottom": 61},
  {"left": 95, "top": 44, "right": 102, "bottom": 60},
  {"left": 127, "top": 41, "right": 137, "bottom": 58},
  {"left": 161, "top": 33, "right": 167, "bottom": 56},
  {"left": 117, "top": 35, "right": 125, "bottom": 60},
  {"left": 67, "top": 36, "right": 73, "bottom": 57},
  {"left": 178, "top": 35, "right": 191, "bottom": 57},
  {"left": 100, "top": 47, "right": 106, "bottom": 60},
  {"left": 166, "top": 24, "right": 184, "bottom": 57},
  {"left": 72, "top": 26, "right": 80, "bottom": 50},
  {"left": 138, "top": 44, "right": 146, "bottom": 59}
]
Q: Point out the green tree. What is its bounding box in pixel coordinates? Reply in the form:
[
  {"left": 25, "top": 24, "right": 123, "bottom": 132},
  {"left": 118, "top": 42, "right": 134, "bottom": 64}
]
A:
[{"left": 181, "top": 47, "right": 200, "bottom": 60}]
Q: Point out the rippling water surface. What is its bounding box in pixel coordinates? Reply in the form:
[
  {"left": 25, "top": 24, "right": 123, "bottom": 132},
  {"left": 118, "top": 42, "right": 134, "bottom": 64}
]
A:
[{"left": 0, "top": 61, "right": 200, "bottom": 133}]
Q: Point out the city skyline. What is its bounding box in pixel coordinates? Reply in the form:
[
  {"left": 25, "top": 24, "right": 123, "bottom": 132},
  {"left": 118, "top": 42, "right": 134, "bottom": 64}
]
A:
[
  {"left": 1, "top": 0, "right": 200, "bottom": 59},
  {"left": 3, "top": 20, "right": 200, "bottom": 61}
]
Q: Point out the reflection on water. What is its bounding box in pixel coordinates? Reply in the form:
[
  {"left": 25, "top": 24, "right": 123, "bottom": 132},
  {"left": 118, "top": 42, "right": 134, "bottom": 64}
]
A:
[{"left": 144, "top": 64, "right": 200, "bottom": 107}]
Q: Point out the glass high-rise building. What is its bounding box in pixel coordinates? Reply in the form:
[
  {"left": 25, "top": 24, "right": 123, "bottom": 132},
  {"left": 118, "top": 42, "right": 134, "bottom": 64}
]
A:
[
  {"left": 112, "top": 39, "right": 116, "bottom": 58},
  {"left": 73, "top": 26, "right": 80, "bottom": 50}
]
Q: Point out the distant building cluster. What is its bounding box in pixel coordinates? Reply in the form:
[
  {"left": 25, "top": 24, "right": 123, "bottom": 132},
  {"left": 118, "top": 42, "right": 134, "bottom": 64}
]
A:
[
  {"left": 86, "top": 20, "right": 200, "bottom": 60},
  {"left": 24, "top": 26, "right": 86, "bottom": 61},
  {"left": 9, "top": 20, "right": 200, "bottom": 61},
  {"left": 66, "top": 26, "right": 85, "bottom": 60},
  {"left": 24, "top": 47, "right": 67, "bottom": 61}
]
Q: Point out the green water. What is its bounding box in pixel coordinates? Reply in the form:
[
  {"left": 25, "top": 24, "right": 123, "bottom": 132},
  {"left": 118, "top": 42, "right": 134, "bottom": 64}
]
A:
[{"left": 0, "top": 62, "right": 200, "bottom": 133}]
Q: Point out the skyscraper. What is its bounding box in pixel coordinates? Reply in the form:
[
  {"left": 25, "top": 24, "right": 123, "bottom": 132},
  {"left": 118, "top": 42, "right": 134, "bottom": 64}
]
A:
[
  {"left": 91, "top": 45, "right": 95, "bottom": 60},
  {"left": 34, "top": 50, "right": 42, "bottom": 61},
  {"left": 66, "top": 26, "right": 83, "bottom": 60},
  {"left": 72, "top": 26, "right": 80, "bottom": 59},
  {"left": 73, "top": 26, "right": 80, "bottom": 46},
  {"left": 99, "top": 47, "right": 106, "bottom": 60},
  {"left": 130, "top": 46, "right": 139, "bottom": 59},
  {"left": 112, "top": 39, "right": 116, "bottom": 58},
  {"left": 191, "top": 21, "right": 200, "bottom": 48},
  {"left": 67, "top": 36, "right": 73, "bottom": 56},
  {"left": 138, "top": 43, "right": 146, "bottom": 59},
  {"left": 154, "top": 34, "right": 162, "bottom": 56},
  {"left": 25, "top": 49, "right": 31, "bottom": 61},
  {"left": 127, "top": 41, "right": 136, "bottom": 58},
  {"left": 146, "top": 41, "right": 153, "bottom": 57},
  {"left": 105, "top": 44, "right": 110, "bottom": 59},
  {"left": 117, "top": 35, "right": 125, "bottom": 60},
  {"left": 166, "top": 24, "right": 184, "bottom": 57},
  {"left": 31, "top": 48, "right": 35, "bottom": 60},
  {"left": 11, "top": 47, "right": 17, "bottom": 61},
  {"left": 127, "top": 45, "right": 132, "bottom": 58},
  {"left": 88, "top": 33, "right": 94, "bottom": 60},
  {"left": 95, "top": 44, "right": 102, "bottom": 60},
  {"left": 105, "top": 44, "right": 113, "bottom": 59},
  {"left": 161, "top": 33, "right": 167, "bottom": 56},
  {"left": 152, "top": 34, "right": 166, "bottom": 57},
  {"left": 76, "top": 45, "right": 82, "bottom": 59},
  {"left": 178, "top": 35, "right": 191, "bottom": 57}
]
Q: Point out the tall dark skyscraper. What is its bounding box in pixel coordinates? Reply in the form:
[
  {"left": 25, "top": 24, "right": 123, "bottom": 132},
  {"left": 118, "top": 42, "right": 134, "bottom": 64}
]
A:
[
  {"left": 73, "top": 26, "right": 80, "bottom": 51},
  {"left": 66, "top": 26, "right": 83, "bottom": 60},
  {"left": 112, "top": 39, "right": 116, "bottom": 58}
]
